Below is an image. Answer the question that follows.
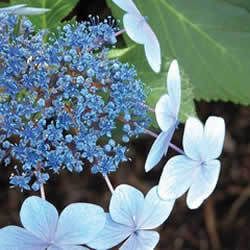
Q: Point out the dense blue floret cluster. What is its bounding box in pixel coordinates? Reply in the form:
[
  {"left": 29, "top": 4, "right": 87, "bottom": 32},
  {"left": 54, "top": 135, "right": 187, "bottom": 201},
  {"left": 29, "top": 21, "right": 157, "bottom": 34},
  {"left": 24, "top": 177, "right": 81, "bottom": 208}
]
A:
[{"left": 0, "top": 13, "right": 150, "bottom": 190}]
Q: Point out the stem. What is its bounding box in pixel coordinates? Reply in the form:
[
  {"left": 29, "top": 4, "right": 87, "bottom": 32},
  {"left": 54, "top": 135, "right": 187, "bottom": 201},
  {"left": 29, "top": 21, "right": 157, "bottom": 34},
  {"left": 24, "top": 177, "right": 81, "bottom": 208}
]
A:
[
  {"left": 103, "top": 174, "right": 114, "bottom": 194},
  {"left": 204, "top": 199, "right": 221, "bottom": 250},
  {"left": 222, "top": 185, "right": 250, "bottom": 228},
  {"left": 144, "top": 128, "right": 158, "bottom": 138},
  {"left": 40, "top": 184, "right": 46, "bottom": 200},
  {"left": 139, "top": 102, "right": 155, "bottom": 113},
  {"left": 115, "top": 28, "right": 125, "bottom": 37},
  {"left": 147, "top": 106, "right": 155, "bottom": 113},
  {"left": 144, "top": 128, "right": 185, "bottom": 155}
]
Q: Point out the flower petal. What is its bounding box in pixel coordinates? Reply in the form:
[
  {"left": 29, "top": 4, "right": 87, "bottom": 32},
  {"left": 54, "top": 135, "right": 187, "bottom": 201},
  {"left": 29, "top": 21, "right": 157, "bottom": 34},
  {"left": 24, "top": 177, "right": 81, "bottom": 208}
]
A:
[
  {"left": 137, "top": 186, "right": 175, "bottom": 229},
  {"left": 144, "top": 30, "right": 161, "bottom": 73},
  {"left": 155, "top": 94, "right": 177, "bottom": 132},
  {"left": 54, "top": 203, "right": 105, "bottom": 245},
  {"left": 112, "top": 0, "right": 141, "bottom": 15},
  {"left": 145, "top": 130, "right": 174, "bottom": 172},
  {"left": 123, "top": 13, "right": 146, "bottom": 44},
  {"left": 20, "top": 196, "right": 58, "bottom": 242},
  {"left": 120, "top": 230, "right": 159, "bottom": 250},
  {"left": 110, "top": 184, "right": 144, "bottom": 227},
  {"left": 167, "top": 59, "right": 181, "bottom": 114},
  {"left": 158, "top": 155, "right": 198, "bottom": 200},
  {"left": 187, "top": 160, "right": 221, "bottom": 209},
  {"left": 201, "top": 116, "right": 225, "bottom": 161},
  {"left": 0, "top": 4, "right": 26, "bottom": 14},
  {"left": 87, "top": 214, "right": 132, "bottom": 250},
  {"left": 0, "top": 4, "right": 26, "bottom": 11},
  {"left": 11, "top": 7, "right": 50, "bottom": 16},
  {"left": 48, "top": 245, "right": 89, "bottom": 250},
  {"left": 0, "top": 226, "right": 48, "bottom": 250},
  {"left": 183, "top": 117, "right": 204, "bottom": 160}
]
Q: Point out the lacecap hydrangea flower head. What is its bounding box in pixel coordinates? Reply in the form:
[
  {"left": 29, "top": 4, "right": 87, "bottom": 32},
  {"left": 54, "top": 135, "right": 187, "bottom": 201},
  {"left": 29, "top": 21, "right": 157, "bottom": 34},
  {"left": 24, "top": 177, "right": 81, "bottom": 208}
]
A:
[{"left": 0, "top": 13, "right": 150, "bottom": 190}]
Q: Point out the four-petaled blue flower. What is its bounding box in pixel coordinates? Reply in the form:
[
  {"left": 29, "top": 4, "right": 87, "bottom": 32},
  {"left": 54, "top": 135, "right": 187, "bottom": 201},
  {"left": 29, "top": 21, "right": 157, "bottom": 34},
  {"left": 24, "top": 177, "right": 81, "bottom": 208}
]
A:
[
  {"left": 158, "top": 116, "right": 225, "bottom": 209},
  {"left": 88, "top": 184, "right": 175, "bottom": 250},
  {"left": 145, "top": 60, "right": 181, "bottom": 172},
  {"left": 0, "top": 196, "right": 106, "bottom": 250},
  {"left": 112, "top": 0, "right": 161, "bottom": 73}
]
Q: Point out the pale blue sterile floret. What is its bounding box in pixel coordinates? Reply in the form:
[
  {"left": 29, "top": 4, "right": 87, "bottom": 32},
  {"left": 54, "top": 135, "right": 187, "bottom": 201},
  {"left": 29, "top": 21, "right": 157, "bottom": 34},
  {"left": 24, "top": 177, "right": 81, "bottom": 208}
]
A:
[
  {"left": 158, "top": 116, "right": 225, "bottom": 209},
  {"left": 112, "top": 0, "right": 161, "bottom": 73},
  {"left": 0, "top": 4, "right": 50, "bottom": 16},
  {"left": 87, "top": 184, "right": 175, "bottom": 250},
  {"left": 0, "top": 196, "right": 106, "bottom": 250},
  {"left": 145, "top": 60, "right": 181, "bottom": 172},
  {"left": 0, "top": 13, "right": 150, "bottom": 190}
]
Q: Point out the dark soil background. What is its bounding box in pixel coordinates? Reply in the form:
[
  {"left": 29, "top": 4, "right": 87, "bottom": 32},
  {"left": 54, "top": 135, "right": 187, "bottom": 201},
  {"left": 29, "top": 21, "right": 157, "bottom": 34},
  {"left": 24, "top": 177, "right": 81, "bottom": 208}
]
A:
[{"left": 0, "top": 1, "right": 250, "bottom": 249}]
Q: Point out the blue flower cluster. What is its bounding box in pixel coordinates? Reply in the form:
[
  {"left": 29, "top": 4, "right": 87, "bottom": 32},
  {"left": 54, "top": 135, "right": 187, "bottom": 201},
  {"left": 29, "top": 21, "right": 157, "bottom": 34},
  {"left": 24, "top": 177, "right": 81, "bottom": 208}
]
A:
[{"left": 0, "top": 13, "right": 150, "bottom": 190}]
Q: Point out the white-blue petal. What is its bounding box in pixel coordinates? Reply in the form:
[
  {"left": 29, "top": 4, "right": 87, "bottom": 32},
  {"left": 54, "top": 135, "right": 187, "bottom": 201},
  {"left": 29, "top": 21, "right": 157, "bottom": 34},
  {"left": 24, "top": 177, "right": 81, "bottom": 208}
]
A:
[
  {"left": 158, "top": 155, "right": 198, "bottom": 200},
  {"left": 110, "top": 184, "right": 144, "bottom": 227},
  {"left": 20, "top": 196, "right": 58, "bottom": 243},
  {"left": 183, "top": 117, "right": 204, "bottom": 160},
  {"left": 155, "top": 94, "right": 177, "bottom": 132},
  {"left": 0, "top": 226, "right": 48, "bottom": 250},
  {"left": 54, "top": 203, "right": 105, "bottom": 245},
  {"left": 112, "top": 0, "right": 140, "bottom": 15},
  {"left": 114, "top": 0, "right": 161, "bottom": 73},
  {"left": 87, "top": 214, "right": 132, "bottom": 250},
  {"left": 144, "top": 30, "right": 161, "bottom": 73},
  {"left": 48, "top": 245, "right": 89, "bottom": 250},
  {"left": 137, "top": 186, "right": 175, "bottom": 229},
  {"left": 0, "top": 4, "right": 26, "bottom": 13},
  {"left": 145, "top": 131, "right": 174, "bottom": 172},
  {"left": 167, "top": 60, "right": 181, "bottom": 114},
  {"left": 13, "top": 7, "right": 50, "bottom": 15},
  {"left": 201, "top": 116, "right": 225, "bottom": 161},
  {"left": 187, "top": 160, "right": 221, "bottom": 209},
  {"left": 120, "top": 230, "right": 159, "bottom": 250},
  {"left": 120, "top": 233, "right": 137, "bottom": 250},
  {"left": 123, "top": 13, "right": 146, "bottom": 44}
]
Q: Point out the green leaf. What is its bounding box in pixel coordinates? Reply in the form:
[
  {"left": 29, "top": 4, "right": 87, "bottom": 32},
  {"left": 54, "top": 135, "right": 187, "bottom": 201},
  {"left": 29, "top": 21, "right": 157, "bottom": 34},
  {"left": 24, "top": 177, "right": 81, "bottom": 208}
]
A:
[
  {"left": 225, "top": 0, "right": 250, "bottom": 11},
  {"left": 107, "top": 0, "right": 250, "bottom": 105},
  {"left": 10, "top": 0, "right": 78, "bottom": 29},
  {"left": 108, "top": 46, "right": 136, "bottom": 59}
]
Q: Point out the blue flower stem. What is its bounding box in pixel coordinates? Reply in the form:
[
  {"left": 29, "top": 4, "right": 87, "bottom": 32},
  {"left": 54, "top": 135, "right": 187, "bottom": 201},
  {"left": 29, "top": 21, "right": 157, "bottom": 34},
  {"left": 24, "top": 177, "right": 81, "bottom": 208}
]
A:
[
  {"left": 144, "top": 128, "right": 185, "bottom": 155},
  {"left": 115, "top": 28, "right": 126, "bottom": 37},
  {"left": 103, "top": 174, "right": 114, "bottom": 194},
  {"left": 40, "top": 184, "right": 46, "bottom": 200}
]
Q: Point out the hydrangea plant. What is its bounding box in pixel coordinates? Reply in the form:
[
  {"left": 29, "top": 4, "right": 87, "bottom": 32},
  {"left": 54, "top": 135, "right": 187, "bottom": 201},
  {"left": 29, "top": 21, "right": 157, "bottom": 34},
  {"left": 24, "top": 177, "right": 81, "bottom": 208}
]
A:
[
  {"left": 0, "top": 0, "right": 226, "bottom": 249},
  {"left": 0, "top": 12, "right": 150, "bottom": 190}
]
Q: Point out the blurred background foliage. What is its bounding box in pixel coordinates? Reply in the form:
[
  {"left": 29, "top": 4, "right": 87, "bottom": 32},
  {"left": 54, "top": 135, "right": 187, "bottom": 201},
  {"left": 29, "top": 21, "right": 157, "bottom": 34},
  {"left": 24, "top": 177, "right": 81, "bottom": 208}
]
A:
[
  {"left": 0, "top": 0, "right": 249, "bottom": 249},
  {"left": 1, "top": 0, "right": 78, "bottom": 29}
]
